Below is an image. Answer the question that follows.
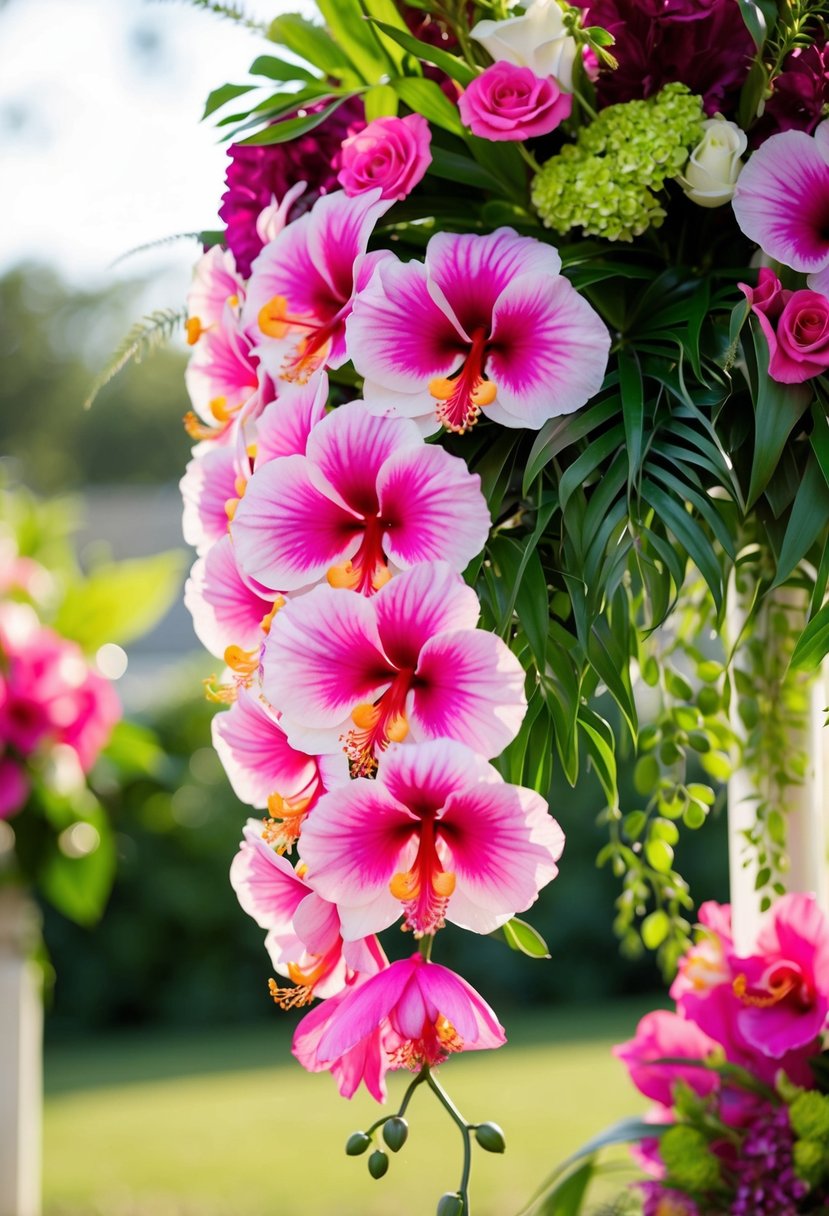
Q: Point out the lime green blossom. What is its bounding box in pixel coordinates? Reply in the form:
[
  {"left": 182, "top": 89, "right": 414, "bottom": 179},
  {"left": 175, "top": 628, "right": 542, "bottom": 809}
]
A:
[
  {"left": 793, "top": 1138, "right": 829, "bottom": 1188},
  {"left": 659, "top": 1125, "right": 721, "bottom": 1192},
  {"left": 531, "top": 83, "right": 705, "bottom": 242},
  {"left": 789, "top": 1091, "right": 829, "bottom": 1142}
]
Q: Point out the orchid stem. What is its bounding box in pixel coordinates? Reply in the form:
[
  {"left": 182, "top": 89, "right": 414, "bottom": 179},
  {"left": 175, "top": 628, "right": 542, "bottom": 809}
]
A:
[
  {"left": 364, "top": 1068, "right": 429, "bottom": 1138},
  {"left": 418, "top": 933, "right": 434, "bottom": 961},
  {"left": 426, "top": 1070, "right": 474, "bottom": 1213}
]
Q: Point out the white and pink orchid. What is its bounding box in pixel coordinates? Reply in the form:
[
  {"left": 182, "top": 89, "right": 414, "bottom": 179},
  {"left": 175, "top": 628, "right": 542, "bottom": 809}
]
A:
[
  {"left": 347, "top": 227, "right": 610, "bottom": 434},
  {"left": 260, "top": 561, "right": 527, "bottom": 772},
  {"left": 243, "top": 188, "right": 393, "bottom": 385},
  {"left": 298, "top": 738, "right": 564, "bottom": 939},
  {"left": 231, "top": 400, "right": 490, "bottom": 596}
]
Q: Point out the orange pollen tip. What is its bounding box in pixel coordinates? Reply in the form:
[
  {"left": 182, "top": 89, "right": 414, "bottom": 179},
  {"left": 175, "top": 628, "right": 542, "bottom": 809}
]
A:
[
  {"left": 268, "top": 977, "right": 314, "bottom": 1011},
  {"left": 386, "top": 714, "right": 409, "bottom": 743},
  {"left": 428, "top": 377, "right": 456, "bottom": 400},
  {"left": 260, "top": 597, "right": 286, "bottom": 635},
  {"left": 267, "top": 793, "right": 286, "bottom": 817},
  {"left": 246, "top": 443, "right": 257, "bottom": 460},
  {"left": 227, "top": 294, "right": 239, "bottom": 308},
  {"left": 202, "top": 675, "right": 237, "bottom": 704},
  {"left": 296, "top": 862, "right": 308, "bottom": 879},
  {"left": 183, "top": 411, "right": 223, "bottom": 441},
  {"left": 185, "top": 316, "right": 204, "bottom": 345},
  {"left": 390, "top": 870, "right": 420, "bottom": 900},
  {"left": 224, "top": 497, "right": 239, "bottom": 521},
  {"left": 224, "top": 644, "right": 259, "bottom": 676},
  {"left": 233, "top": 475, "right": 247, "bottom": 498},
  {"left": 733, "top": 971, "right": 799, "bottom": 1008},
  {"left": 432, "top": 870, "right": 456, "bottom": 898},
  {"left": 373, "top": 565, "right": 393, "bottom": 590},
  {"left": 259, "top": 295, "right": 291, "bottom": 339},
  {"left": 351, "top": 702, "right": 381, "bottom": 730},
  {"left": 327, "top": 561, "right": 360, "bottom": 590},
  {"left": 436, "top": 1015, "right": 463, "bottom": 1051},
  {"left": 472, "top": 380, "right": 497, "bottom": 406},
  {"left": 210, "top": 396, "right": 234, "bottom": 422}
]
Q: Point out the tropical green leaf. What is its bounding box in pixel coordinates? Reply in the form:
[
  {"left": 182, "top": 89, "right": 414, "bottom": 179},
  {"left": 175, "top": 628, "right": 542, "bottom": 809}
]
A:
[
  {"left": 363, "top": 83, "right": 398, "bottom": 119},
  {"left": 745, "top": 317, "right": 811, "bottom": 507},
  {"left": 772, "top": 454, "right": 829, "bottom": 587},
  {"left": 54, "top": 551, "right": 185, "bottom": 652},
  {"left": 536, "top": 1158, "right": 595, "bottom": 1216},
  {"left": 523, "top": 390, "right": 619, "bottom": 494},
  {"left": 248, "top": 54, "right": 318, "bottom": 82},
  {"left": 202, "top": 81, "right": 257, "bottom": 119},
  {"left": 618, "top": 350, "right": 644, "bottom": 490},
  {"left": 790, "top": 599, "right": 829, "bottom": 672},
  {"left": 316, "top": 0, "right": 393, "bottom": 81},
  {"left": 38, "top": 801, "right": 116, "bottom": 926},
  {"left": 390, "top": 76, "right": 464, "bottom": 134},
  {"left": 428, "top": 144, "right": 505, "bottom": 192},
  {"left": 267, "top": 13, "right": 359, "bottom": 81},
  {"left": 366, "top": 19, "right": 476, "bottom": 84},
  {"left": 238, "top": 97, "right": 353, "bottom": 145},
  {"left": 502, "top": 916, "right": 551, "bottom": 959}
]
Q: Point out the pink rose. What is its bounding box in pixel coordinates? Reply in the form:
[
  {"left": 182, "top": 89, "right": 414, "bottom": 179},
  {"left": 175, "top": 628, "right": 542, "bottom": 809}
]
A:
[
  {"left": 458, "top": 62, "right": 572, "bottom": 142},
  {"left": 738, "top": 266, "right": 787, "bottom": 321},
  {"left": 613, "top": 1010, "right": 720, "bottom": 1106},
  {"left": 773, "top": 289, "right": 829, "bottom": 382},
  {"left": 337, "top": 114, "right": 431, "bottom": 201}
]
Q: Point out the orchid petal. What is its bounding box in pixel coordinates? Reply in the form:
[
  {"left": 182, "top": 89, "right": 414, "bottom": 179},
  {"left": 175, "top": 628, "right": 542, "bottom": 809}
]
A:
[
  {"left": 418, "top": 964, "right": 505, "bottom": 1047},
  {"left": 306, "top": 400, "right": 422, "bottom": 516},
  {"left": 229, "top": 821, "right": 308, "bottom": 934},
  {"left": 374, "top": 562, "right": 479, "bottom": 671},
  {"left": 180, "top": 445, "right": 238, "bottom": 556},
  {"left": 253, "top": 376, "right": 328, "bottom": 468},
  {"left": 184, "top": 535, "right": 272, "bottom": 658},
  {"left": 317, "top": 963, "right": 413, "bottom": 1061},
  {"left": 377, "top": 738, "right": 496, "bottom": 811},
  {"left": 211, "top": 687, "right": 320, "bottom": 808}
]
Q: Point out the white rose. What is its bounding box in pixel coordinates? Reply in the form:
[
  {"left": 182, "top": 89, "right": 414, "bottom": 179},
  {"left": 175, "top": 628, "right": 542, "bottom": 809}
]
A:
[
  {"left": 470, "top": 0, "right": 579, "bottom": 91},
  {"left": 681, "top": 117, "right": 747, "bottom": 209}
]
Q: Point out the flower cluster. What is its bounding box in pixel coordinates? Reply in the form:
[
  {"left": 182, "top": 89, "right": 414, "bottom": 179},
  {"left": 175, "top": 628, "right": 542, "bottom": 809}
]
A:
[
  {"left": 531, "top": 83, "right": 705, "bottom": 240},
  {"left": 0, "top": 592, "right": 119, "bottom": 820},
  {"left": 615, "top": 896, "right": 829, "bottom": 1214}
]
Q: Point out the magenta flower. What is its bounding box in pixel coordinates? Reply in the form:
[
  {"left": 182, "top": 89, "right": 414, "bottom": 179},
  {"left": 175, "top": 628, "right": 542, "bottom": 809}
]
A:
[
  {"left": 219, "top": 99, "right": 364, "bottom": 278},
  {"left": 0, "top": 755, "right": 28, "bottom": 819},
  {"left": 212, "top": 687, "right": 347, "bottom": 838},
  {"left": 754, "top": 42, "right": 829, "bottom": 142},
  {"left": 260, "top": 561, "right": 527, "bottom": 771},
  {"left": 180, "top": 444, "right": 239, "bottom": 557},
  {"left": 184, "top": 534, "right": 276, "bottom": 661},
  {"left": 740, "top": 269, "right": 829, "bottom": 383},
  {"left": 184, "top": 299, "right": 265, "bottom": 442},
  {"left": 250, "top": 375, "right": 328, "bottom": 471},
  {"left": 231, "top": 400, "right": 490, "bottom": 596},
  {"left": 338, "top": 114, "right": 432, "bottom": 201},
  {"left": 292, "top": 973, "right": 395, "bottom": 1102},
  {"left": 186, "top": 246, "right": 245, "bottom": 341},
  {"left": 347, "top": 227, "right": 610, "bottom": 433},
  {"left": 669, "top": 900, "right": 732, "bottom": 1003},
  {"left": 732, "top": 121, "right": 829, "bottom": 294},
  {"left": 614, "top": 1010, "right": 720, "bottom": 1106},
  {"left": 242, "top": 189, "right": 393, "bottom": 386},
  {"left": 299, "top": 738, "right": 564, "bottom": 939},
  {"left": 459, "top": 63, "right": 572, "bottom": 142},
  {"left": 731, "top": 892, "right": 829, "bottom": 1058},
  {"left": 231, "top": 819, "right": 384, "bottom": 1008},
  {"left": 312, "top": 954, "right": 506, "bottom": 1075}
]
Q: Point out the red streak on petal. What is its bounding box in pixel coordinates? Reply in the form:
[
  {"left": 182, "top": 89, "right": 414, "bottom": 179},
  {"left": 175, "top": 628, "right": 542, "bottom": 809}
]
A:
[{"left": 428, "top": 328, "right": 496, "bottom": 434}]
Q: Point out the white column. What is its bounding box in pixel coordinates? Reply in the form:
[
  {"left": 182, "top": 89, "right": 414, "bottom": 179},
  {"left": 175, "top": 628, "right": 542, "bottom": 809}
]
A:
[
  {"left": 728, "top": 587, "right": 829, "bottom": 953},
  {"left": 0, "top": 887, "right": 42, "bottom": 1216}
]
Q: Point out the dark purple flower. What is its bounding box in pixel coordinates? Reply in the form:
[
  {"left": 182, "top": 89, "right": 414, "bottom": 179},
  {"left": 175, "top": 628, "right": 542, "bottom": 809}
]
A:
[
  {"left": 754, "top": 42, "right": 829, "bottom": 144},
  {"left": 218, "top": 98, "right": 365, "bottom": 278},
  {"left": 580, "top": 0, "right": 754, "bottom": 115},
  {"left": 729, "top": 1104, "right": 808, "bottom": 1216}
]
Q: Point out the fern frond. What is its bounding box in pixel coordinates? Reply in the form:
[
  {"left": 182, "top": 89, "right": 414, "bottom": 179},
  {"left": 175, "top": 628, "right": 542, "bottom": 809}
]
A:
[
  {"left": 109, "top": 232, "right": 202, "bottom": 269},
  {"left": 147, "top": 0, "right": 269, "bottom": 34},
  {"left": 83, "top": 307, "right": 186, "bottom": 410}
]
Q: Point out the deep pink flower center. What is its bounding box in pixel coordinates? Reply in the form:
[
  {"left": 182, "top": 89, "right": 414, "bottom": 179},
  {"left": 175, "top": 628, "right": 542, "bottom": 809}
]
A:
[
  {"left": 327, "top": 513, "right": 392, "bottom": 595},
  {"left": 734, "top": 960, "right": 814, "bottom": 1012},
  {"left": 258, "top": 294, "right": 343, "bottom": 384},
  {"left": 390, "top": 812, "right": 455, "bottom": 936},
  {"left": 428, "top": 327, "right": 497, "bottom": 433},
  {"left": 343, "top": 668, "right": 414, "bottom": 776}
]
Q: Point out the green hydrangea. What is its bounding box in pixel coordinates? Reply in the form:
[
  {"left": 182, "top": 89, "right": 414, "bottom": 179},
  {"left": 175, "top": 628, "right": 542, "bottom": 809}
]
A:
[
  {"left": 659, "top": 1125, "right": 721, "bottom": 1192},
  {"left": 531, "top": 83, "right": 705, "bottom": 243},
  {"left": 793, "top": 1138, "right": 829, "bottom": 1188},
  {"left": 789, "top": 1091, "right": 829, "bottom": 1142}
]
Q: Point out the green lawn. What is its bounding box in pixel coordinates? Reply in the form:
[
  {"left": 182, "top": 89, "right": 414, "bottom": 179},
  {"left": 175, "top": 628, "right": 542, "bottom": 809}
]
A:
[{"left": 44, "top": 1001, "right": 652, "bottom": 1216}]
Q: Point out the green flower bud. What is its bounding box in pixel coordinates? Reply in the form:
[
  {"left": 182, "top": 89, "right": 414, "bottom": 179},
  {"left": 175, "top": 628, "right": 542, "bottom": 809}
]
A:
[
  {"left": 368, "top": 1149, "right": 389, "bottom": 1179},
  {"left": 345, "top": 1131, "right": 371, "bottom": 1156},
  {"left": 660, "top": 1125, "right": 721, "bottom": 1192},
  {"left": 474, "top": 1122, "right": 506, "bottom": 1153},
  {"left": 436, "top": 1192, "right": 464, "bottom": 1216},
  {"left": 794, "top": 1137, "right": 828, "bottom": 1187},
  {"left": 790, "top": 1091, "right": 829, "bottom": 1142},
  {"left": 382, "top": 1116, "right": 409, "bottom": 1152}
]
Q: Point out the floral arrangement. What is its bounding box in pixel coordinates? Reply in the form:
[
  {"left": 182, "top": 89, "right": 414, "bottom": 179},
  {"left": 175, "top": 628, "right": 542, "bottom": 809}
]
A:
[
  {"left": 0, "top": 481, "right": 181, "bottom": 925},
  {"left": 161, "top": 0, "right": 829, "bottom": 1209},
  {"left": 548, "top": 893, "right": 829, "bottom": 1215}
]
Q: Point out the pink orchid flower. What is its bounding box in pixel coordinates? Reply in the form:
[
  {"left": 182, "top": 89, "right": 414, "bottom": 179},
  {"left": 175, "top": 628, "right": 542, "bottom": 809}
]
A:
[
  {"left": 213, "top": 686, "right": 347, "bottom": 847},
  {"left": 180, "top": 444, "right": 240, "bottom": 557},
  {"left": 185, "top": 299, "right": 266, "bottom": 442},
  {"left": 313, "top": 954, "right": 506, "bottom": 1076},
  {"left": 185, "top": 245, "right": 246, "bottom": 344},
  {"left": 243, "top": 188, "right": 393, "bottom": 385},
  {"left": 298, "top": 738, "right": 564, "bottom": 939},
  {"left": 669, "top": 900, "right": 733, "bottom": 1003},
  {"left": 292, "top": 972, "right": 395, "bottom": 1102},
  {"left": 231, "top": 399, "right": 490, "bottom": 597},
  {"left": 184, "top": 533, "right": 278, "bottom": 669},
  {"left": 0, "top": 755, "right": 28, "bottom": 819},
  {"left": 730, "top": 892, "right": 829, "bottom": 1058},
  {"left": 346, "top": 227, "right": 610, "bottom": 434},
  {"left": 260, "top": 561, "right": 527, "bottom": 772},
  {"left": 231, "top": 819, "right": 384, "bottom": 1008},
  {"left": 732, "top": 120, "right": 829, "bottom": 295},
  {"left": 614, "top": 1010, "right": 720, "bottom": 1107}
]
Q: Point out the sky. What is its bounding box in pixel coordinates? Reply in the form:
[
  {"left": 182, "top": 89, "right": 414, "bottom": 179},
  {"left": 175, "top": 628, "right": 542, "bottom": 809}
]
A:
[{"left": 0, "top": 0, "right": 311, "bottom": 297}]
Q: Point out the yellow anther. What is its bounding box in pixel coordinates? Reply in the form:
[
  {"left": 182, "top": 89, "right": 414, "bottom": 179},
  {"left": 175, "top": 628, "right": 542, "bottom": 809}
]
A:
[
  {"left": 326, "top": 561, "right": 360, "bottom": 590},
  {"left": 210, "top": 396, "right": 233, "bottom": 422},
  {"left": 259, "top": 295, "right": 291, "bottom": 339},
  {"left": 351, "top": 702, "right": 380, "bottom": 730},
  {"left": 386, "top": 714, "right": 409, "bottom": 743},
  {"left": 224, "top": 497, "right": 239, "bottom": 521},
  {"left": 390, "top": 870, "right": 420, "bottom": 900},
  {"left": 185, "top": 316, "right": 204, "bottom": 346},
  {"left": 432, "top": 870, "right": 456, "bottom": 898},
  {"left": 260, "top": 597, "right": 286, "bottom": 635},
  {"left": 428, "top": 377, "right": 455, "bottom": 401},
  {"left": 233, "top": 475, "right": 247, "bottom": 497},
  {"left": 472, "top": 380, "right": 497, "bottom": 406}
]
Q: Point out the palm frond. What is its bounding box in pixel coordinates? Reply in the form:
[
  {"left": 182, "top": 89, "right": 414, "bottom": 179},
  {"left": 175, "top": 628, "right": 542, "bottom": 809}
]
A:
[
  {"left": 83, "top": 307, "right": 186, "bottom": 411},
  {"left": 109, "top": 232, "right": 202, "bottom": 269},
  {"left": 146, "top": 0, "right": 269, "bottom": 35}
]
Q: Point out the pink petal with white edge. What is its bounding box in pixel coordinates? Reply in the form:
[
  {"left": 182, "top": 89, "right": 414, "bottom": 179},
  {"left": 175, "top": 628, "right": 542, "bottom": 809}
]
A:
[
  {"left": 374, "top": 561, "right": 480, "bottom": 671},
  {"left": 188, "top": 246, "right": 244, "bottom": 330},
  {"left": 377, "top": 738, "right": 497, "bottom": 811},
  {"left": 298, "top": 777, "right": 415, "bottom": 940},
  {"left": 261, "top": 583, "right": 391, "bottom": 725},
  {"left": 184, "top": 535, "right": 273, "bottom": 658},
  {"left": 180, "top": 445, "right": 238, "bottom": 556},
  {"left": 379, "top": 443, "right": 490, "bottom": 572},
  {"left": 487, "top": 273, "right": 610, "bottom": 428},
  {"left": 732, "top": 127, "right": 829, "bottom": 272},
  {"left": 439, "top": 782, "right": 564, "bottom": 933},
  {"left": 186, "top": 312, "right": 259, "bottom": 423},
  {"left": 231, "top": 454, "right": 359, "bottom": 593},
  {"left": 412, "top": 627, "right": 527, "bottom": 757},
  {"left": 360, "top": 380, "right": 443, "bottom": 432},
  {"left": 426, "top": 227, "right": 562, "bottom": 338},
  {"left": 211, "top": 686, "right": 320, "bottom": 808},
  {"left": 307, "top": 188, "right": 393, "bottom": 303},
  {"left": 305, "top": 400, "right": 422, "bottom": 515},
  {"left": 417, "top": 963, "right": 505, "bottom": 1048},
  {"left": 229, "top": 820, "right": 308, "bottom": 936},
  {"left": 292, "top": 890, "right": 342, "bottom": 957},
  {"left": 253, "top": 376, "right": 328, "bottom": 469},
  {"left": 808, "top": 264, "right": 829, "bottom": 296},
  {"left": 346, "top": 256, "right": 467, "bottom": 393},
  {"left": 342, "top": 935, "right": 387, "bottom": 976}
]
